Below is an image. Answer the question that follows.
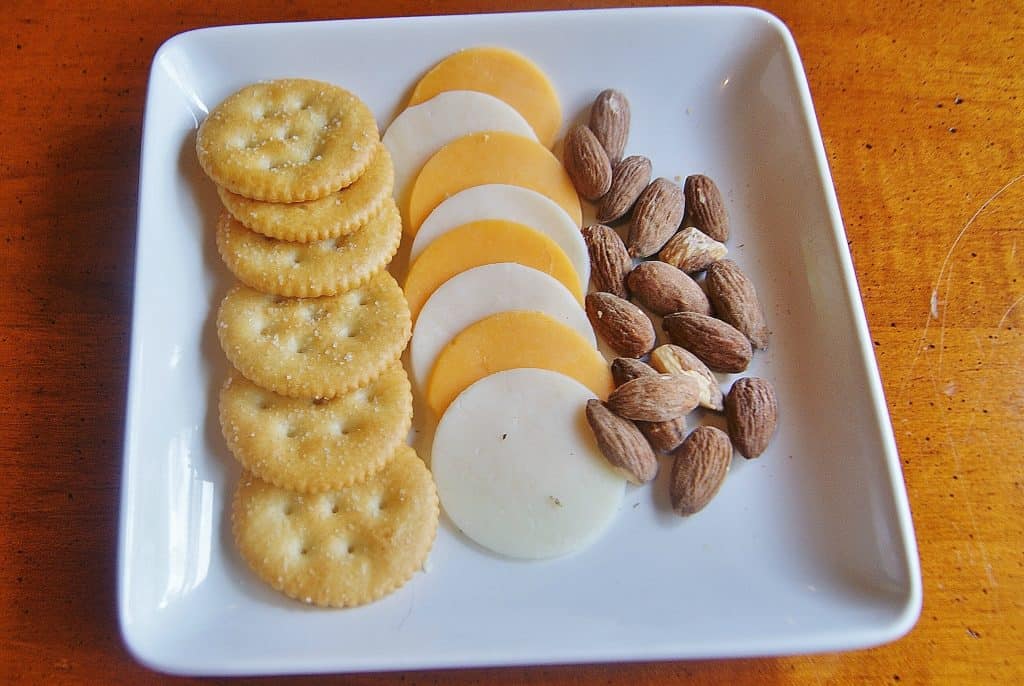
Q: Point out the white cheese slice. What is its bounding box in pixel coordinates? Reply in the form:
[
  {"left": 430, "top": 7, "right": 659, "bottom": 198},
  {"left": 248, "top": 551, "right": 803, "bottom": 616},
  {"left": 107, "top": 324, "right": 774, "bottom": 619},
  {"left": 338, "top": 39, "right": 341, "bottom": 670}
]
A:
[
  {"left": 431, "top": 368, "right": 625, "bottom": 559},
  {"left": 383, "top": 91, "right": 537, "bottom": 217},
  {"left": 411, "top": 183, "right": 589, "bottom": 293},
  {"left": 410, "top": 263, "right": 595, "bottom": 392}
]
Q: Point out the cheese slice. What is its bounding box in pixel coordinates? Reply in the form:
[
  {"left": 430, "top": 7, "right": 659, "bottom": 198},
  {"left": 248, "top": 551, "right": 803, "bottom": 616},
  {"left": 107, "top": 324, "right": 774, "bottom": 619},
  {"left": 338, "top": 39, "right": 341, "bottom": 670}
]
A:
[
  {"left": 412, "top": 184, "right": 589, "bottom": 294},
  {"left": 382, "top": 91, "right": 536, "bottom": 225},
  {"left": 406, "top": 131, "right": 582, "bottom": 234},
  {"left": 404, "top": 219, "right": 582, "bottom": 322},
  {"left": 431, "top": 368, "right": 624, "bottom": 559},
  {"left": 425, "top": 310, "right": 612, "bottom": 417},
  {"left": 410, "top": 263, "right": 594, "bottom": 392},
  {"left": 407, "top": 46, "right": 562, "bottom": 147}
]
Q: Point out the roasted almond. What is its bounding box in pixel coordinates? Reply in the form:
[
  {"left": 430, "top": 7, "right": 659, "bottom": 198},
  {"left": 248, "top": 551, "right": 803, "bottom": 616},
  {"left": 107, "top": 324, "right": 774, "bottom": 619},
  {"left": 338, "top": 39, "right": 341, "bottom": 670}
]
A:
[
  {"left": 705, "top": 259, "right": 769, "bottom": 349},
  {"left": 585, "top": 292, "right": 656, "bottom": 358},
  {"left": 650, "top": 344, "right": 724, "bottom": 411},
  {"left": 607, "top": 373, "right": 700, "bottom": 422},
  {"left": 670, "top": 426, "right": 732, "bottom": 516},
  {"left": 582, "top": 224, "right": 631, "bottom": 298},
  {"left": 597, "top": 155, "right": 651, "bottom": 223},
  {"left": 662, "top": 312, "right": 752, "bottom": 373},
  {"left": 659, "top": 227, "right": 727, "bottom": 273},
  {"left": 563, "top": 124, "right": 612, "bottom": 200},
  {"left": 610, "top": 356, "right": 657, "bottom": 386},
  {"left": 626, "top": 260, "right": 711, "bottom": 316},
  {"left": 609, "top": 358, "right": 688, "bottom": 452},
  {"left": 684, "top": 174, "right": 729, "bottom": 242},
  {"left": 586, "top": 399, "right": 658, "bottom": 484},
  {"left": 589, "top": 89, "right": 630, "bottom": 165},
  {"left": 627, "top": 178, "right": 684, "bottom": 258},
  {"left": 725, "top": 377, "right": 778, "bottom": 458}
]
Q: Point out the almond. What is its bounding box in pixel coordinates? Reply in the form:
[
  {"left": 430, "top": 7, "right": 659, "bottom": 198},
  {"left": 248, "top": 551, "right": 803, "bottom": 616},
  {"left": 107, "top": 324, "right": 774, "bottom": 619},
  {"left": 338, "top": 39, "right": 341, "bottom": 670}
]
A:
[
  {"left": 725, "top": 377, "right": 778, "bottom": 458},
  {"left": 670, "top": 426, "right": 732, "bottom": 516},
  {"left": 705, "top": 260, "right": 769, "bottom": 349},
  {"left": 563, "top": 124, "right": 611, "bottom": 200},
  {"left": 607, "top": 373, "right": 700, "bottom": 422},
  {"left": 610, "top": 356, "right": 657, "bottom": 386},
  {"left": 609, "top": 358, "right": 688, "bottom": 452},
  {"left": 586, "top": 399, "right": 658, "bottom": 484},
  {"left": 684, "top": 174, "right": 729, "bottom": 242},
  {"left": 626, "top": 260, "right": 711, "bottom": 316},
  {"left": 659, "top": 227, "right": 727, "bottom": 274},
  {"left": 597, "top": 155, "right": 651, "bottom": 223},
  {"left": 650, "top": 344, "right": 724, "bottom": 411},
  {"left": 585, "top": 292, "right": 655, "bottom": 358},
  {"left": 662, "top": 312, "right": 752, "bottom": 373},
  {"left": 581, "top": 224, "right": 631, "bottom": 298},
  {"left": 589, "top": 89, "right": 630, "bottom": 165},
  {"left": 627, "top": 178, "right": 684, "bottom": 258}
]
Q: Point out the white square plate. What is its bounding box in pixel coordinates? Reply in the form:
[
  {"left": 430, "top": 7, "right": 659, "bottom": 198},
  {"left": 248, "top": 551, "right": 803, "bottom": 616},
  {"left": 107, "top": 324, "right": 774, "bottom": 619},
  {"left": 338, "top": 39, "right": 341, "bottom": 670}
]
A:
[{"left": 118, "top": 7, "right": 921, "bottom": 676}]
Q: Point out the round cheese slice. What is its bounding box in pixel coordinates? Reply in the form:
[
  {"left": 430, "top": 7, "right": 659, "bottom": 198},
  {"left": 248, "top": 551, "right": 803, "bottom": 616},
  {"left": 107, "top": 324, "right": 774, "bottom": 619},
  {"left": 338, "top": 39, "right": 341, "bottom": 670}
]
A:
[
  {"left": 406, "top": 131, "right": 582, "bottom": 234},
  {"left": 410, "top": 263, "right": 594, "bottom": 392},
  {"left": 382, "top": 91, "right": 536, "bottom": 223},
  {"left": 412, "top": 184, "right": 589, "bottom": 294},
  {"left": 403, "top": 219, "right": 582, "bottom": 323},
  {"left": 425, "top": 310, "right": 612, "bottom": 417},
  {"left": 407, "top": 46, "right": 562, "bottom": 147},
  {"left": 432, "top": 368, "right": 625, "bottom": 559}
]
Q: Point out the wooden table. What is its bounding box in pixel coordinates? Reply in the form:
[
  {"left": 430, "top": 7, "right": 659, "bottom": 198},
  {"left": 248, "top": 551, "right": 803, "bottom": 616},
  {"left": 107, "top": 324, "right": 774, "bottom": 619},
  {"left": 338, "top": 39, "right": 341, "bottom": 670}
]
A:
[{"left": 2, "top": 1, "right": 1021, "bottom": 683}]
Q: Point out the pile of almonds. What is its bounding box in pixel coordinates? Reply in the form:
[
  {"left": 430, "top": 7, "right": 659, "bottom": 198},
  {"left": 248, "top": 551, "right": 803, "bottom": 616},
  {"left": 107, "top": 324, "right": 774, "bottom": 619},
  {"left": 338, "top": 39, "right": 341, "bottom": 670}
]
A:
[{"left": 566, "top": 89, "right": 778, "bottom": 517}]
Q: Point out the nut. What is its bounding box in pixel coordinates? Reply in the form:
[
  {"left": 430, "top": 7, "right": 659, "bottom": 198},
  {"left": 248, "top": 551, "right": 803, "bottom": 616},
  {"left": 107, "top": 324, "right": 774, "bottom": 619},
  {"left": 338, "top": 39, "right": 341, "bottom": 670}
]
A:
[
  {"left": 662, "top": 312, "right": 752, "bottom": 373},
  {"left": 627, "top": 178, "right": 684, "bottom": 258},
  {"left": 563, "top": 124, "right": 611, "bottom": 200},
  {"left": 607, "top": 373, "right": 700, "bottom": 422},
  {"left": 586, "top": 399, "right": 658, "bottom": 484},
  {"left": 582, "top": 224, "right": 631, "bottom": 298},
  {"left": 650, "top": 344, "right": 724, "bottom": 411},
  {"left": 589, "top": 89, "right": 630, "bottom": 165},
  {"left": 684, "top": 174, "right": 729, "bottom": 242},
  {"left": 610, "top": 356, "right": 657, "bottom": 386},
  {"left": 597, "top": 155, "right": 651, "bottom": 223},
  {"left": 609, "top": 358, "right": 688, "bottom": 452},
  {"left": 585, "top": 292, "right": 656, "bottom": 358},
  {"left": 670, "top": 426, "right": 732, "bottom": 516},
  {"left": 705, "top": 259, "right": 769, "bottom": 349},
  {"left": 725, "top": 377, "right": 778, "bottom": 458},
  {"left": 659, "top": 227, "right": 728, "bottom": 273},
  {"left": 626, "top": 260, "right": 711, "bottom": 316}
]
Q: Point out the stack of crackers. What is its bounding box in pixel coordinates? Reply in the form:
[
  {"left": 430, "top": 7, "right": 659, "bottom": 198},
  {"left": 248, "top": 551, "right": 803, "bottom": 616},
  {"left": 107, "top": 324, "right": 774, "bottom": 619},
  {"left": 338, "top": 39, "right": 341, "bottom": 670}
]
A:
[{"left": 196, "top": 79, "right": 438, "bottom": 608}]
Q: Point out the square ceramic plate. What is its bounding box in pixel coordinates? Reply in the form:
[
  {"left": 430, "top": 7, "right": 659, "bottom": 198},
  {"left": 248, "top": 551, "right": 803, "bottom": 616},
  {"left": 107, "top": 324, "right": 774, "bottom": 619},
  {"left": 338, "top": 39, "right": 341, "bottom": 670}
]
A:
[{"left": 118, "top": 6, "right": 921, "bottom": 676}]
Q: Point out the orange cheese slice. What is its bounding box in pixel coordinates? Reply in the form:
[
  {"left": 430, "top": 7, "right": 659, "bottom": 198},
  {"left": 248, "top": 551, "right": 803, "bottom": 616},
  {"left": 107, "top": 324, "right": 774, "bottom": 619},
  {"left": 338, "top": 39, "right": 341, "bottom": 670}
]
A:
[
  {"left": 426, "top": 310, "right": 613, "bottom": 417},
  {"left": 406, "top": 131, "right": 582, "bottom": 234},
  {"left": 407, "top": 46, "right": 562, "bottom": 148},
  {"left": 403, "top": 219, "right": 582, "bottom": 322}
]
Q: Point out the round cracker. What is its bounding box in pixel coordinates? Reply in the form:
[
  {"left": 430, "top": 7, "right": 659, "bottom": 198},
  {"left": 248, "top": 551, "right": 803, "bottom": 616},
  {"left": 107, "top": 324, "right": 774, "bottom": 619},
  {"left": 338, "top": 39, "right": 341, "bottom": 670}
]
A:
[
  {"left": 217, "top": 143, "right": 394, "bottom": 243},
  {"left": 216, "top": 200, "right": 401, "bottom": 297},
  {"left": 219, "top": 364, "right": 413, "bottom": 493},
  {"left": 216, "top": 271, "right": 412, "bottom": 399},
  {"left": 232, "top": 444, "right": 438, "bottom": 608},
  {"left": 197, "top": 79, "right": 379, "bottom": 202}
]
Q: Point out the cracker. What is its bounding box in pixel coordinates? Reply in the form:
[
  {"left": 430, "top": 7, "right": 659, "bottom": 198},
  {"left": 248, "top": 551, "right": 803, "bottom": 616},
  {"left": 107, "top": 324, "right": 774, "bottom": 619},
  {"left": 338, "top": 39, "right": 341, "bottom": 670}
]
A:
[
  {"left": 216, "top": 200, "right": 401, "bottom": 297},
  {"left": 232, "top": 444, "right": 439, "bottom": 608},
  {"left": 219, "top": 364, "right": 413, "bottom": 493},
  {"left": 197, "top": 79, "right": 379, "bottom": 202},
  {"left": 217, "top": 143, "right": 394, "bottom": 243},
  {"left": 217, "top": 271, "right": 412, "bottom": 399}
]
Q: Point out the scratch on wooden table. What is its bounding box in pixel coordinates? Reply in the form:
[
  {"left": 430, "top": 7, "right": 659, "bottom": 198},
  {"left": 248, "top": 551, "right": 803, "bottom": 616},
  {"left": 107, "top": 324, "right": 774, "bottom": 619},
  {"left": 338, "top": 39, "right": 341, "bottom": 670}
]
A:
[
  {"left": 995, "top": 292, "right": 1024, "bottom": 330},
  {"left": 903, "top": 172, "right": 1024, "bottom": 396}
]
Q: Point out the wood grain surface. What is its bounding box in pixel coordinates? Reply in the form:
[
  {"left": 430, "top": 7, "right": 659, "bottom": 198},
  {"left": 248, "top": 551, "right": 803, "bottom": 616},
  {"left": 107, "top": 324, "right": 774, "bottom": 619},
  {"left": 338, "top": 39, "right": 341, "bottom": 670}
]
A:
[{"left": 1, "top": 0, "right": 1021, "bottom": 683}]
